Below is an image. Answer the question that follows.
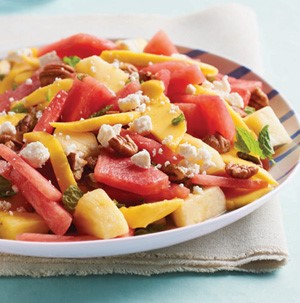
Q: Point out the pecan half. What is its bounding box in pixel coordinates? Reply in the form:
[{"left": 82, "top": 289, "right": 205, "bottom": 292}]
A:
[
  {"left": 16, "top": 114, "right": 35, "bottom": 135},
  {"left": 0, "top": 134, "right": 23, "bottom": 151},
  {"left": 39, "top": 63, "right": 75, "bottom": 87},
  {"left": 161, "top": 164, "right": 187, "bottom": 182},
  {"left": 119, "top": 62, "right": 138, "bottom": 74},
  {"left": 225, "top": 162, "right": 258, "bottom": 179},
  {"left": 249, "top": 87, "right": 269, "bottom": 110},
  {"left": 202, "top": 133, "right": 231, "bottom": 154},
  {"left": 108, "top": 134, "right": 138, "bottom": 157},
  {"left": 68, "top": 152, "right": 87, "bottom": 181}
]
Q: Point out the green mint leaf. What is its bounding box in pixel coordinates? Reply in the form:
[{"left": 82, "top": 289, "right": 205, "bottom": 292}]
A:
[
  {"left": 172, "top": 113, "right": 185, "bottom": 126},
  {"left": 258, "top": 125, "right": 274, "bottom": 160},
  {"left": 90, "top": 105, "right": 113, "bottom": 118},
  {"left": 12, "top": 82, "right": 18, "bottom": 91},
  {"left": 77, "top": 73, "right": 87, "bottom": 81},
  {"left": 0, "top": 176, "right": 16, "bottom": 198},
  {"left": 10, "top": 103, "right": 28, "bottom": 113},
  {"left": 244, "top": 106, "right": 256, "bottom": 115},
  {"left": 134, "top": 223, "right": 166, "bottom": 236},
  {"left": 234, "top": 127, "right": 263, "bottom": 158},
  {"left": 45, "top": 89, "right": 51, "bottom": 102},
  {"left": 63, "top": 56, "right": 80, "bottom": 68},
  {"left": 62, "top": 185, "right": 84, "bottom": 213}
]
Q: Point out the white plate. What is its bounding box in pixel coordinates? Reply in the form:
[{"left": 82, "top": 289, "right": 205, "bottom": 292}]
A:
[{"left": 0, "top": 47, "right": 299, "bottom": 258}]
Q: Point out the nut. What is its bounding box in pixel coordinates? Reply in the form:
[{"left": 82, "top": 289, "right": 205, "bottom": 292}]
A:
[
  {"left": 119, "top": 62, "right": 138, "bottom": 74},
  {"left": 68, "top": 152, "right": 87, "bottom": 181},
  {"left": 139, "top": 70, "right": 152, "bottom": 82},
  {"left": 249, "top": 87, "right": 269, "bottom": 110},
  {"left": 160, "top": 164, "right": 187, "bottom": 182},
  {"left": 108, "top": 134, "right": 138, "bottom": 157},
  {"left": 225, "top": 162, "right": 258, "bottom": 179},
  {"left": 202, "top": 133, "right": 231, "bottom": 154},
  {"left": 0, "top": 134, "right": 22, "bottom": 151},
  {"left": 16, "top": 114, "right": 35, "bottom": 135},
  {"left": 39, "top": 63, "right": 75, "bottom": 87}
]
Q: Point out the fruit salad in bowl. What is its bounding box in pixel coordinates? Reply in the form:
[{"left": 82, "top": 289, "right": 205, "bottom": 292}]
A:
[{"left": 0, "top": 30, "right": 296, "bottom": 244}]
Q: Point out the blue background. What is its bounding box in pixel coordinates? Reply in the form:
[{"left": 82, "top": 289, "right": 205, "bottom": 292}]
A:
[{"left": 0, "top": 0, "right": 299, "bottom": 302}]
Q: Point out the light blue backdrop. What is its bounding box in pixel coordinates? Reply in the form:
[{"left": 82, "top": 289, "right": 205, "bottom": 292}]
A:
[{"left": 0, "top": 1, "right": 299, "bottom": 302}]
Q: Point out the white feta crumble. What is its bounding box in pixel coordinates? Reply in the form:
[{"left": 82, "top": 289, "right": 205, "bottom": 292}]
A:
[
  {"left": 197, "top": 147, "right": 216, "bottom": 171},
  {"left": 36, "top": 110, "right": 43, "bottom": 120},
  {"left": 169, "top": 103, "right": 180, "bottom": 114},
  {"left": 65, "top": 135, "right": 71, "bottom": 141},
  {"left": 186, "top": 84, "right": 197, "bottom": 95},
  {"left": 8, "top": 111, "right": 16, "bottom": 116},
  {"left": 0, "top": 201, "right": 11, "bottom": 211},
  {"left": 131, "top": 150, "right": 151, "bottom": 169},
  {"left": 156, "top": 163, "right": 162, "bottom": 169},
  {"left": 129, "top": 71, "right": 140, "bottom": 82},
  {"left": 90, "top": 65, "right": 97, "bottom": 73},
  {"left": 9, "top": 97, "right": 14, "bottom": 103},
  {"left": 25, "top": 78, "right": 33, "bottom": 85},
  {"left": 193, "top": 185, "right": 204, "bottom": 195},
  {"left": 0, "top": 121, "right": 16, "bottom": 136},
  {"left": 111, "top": 59, "right": 120, "bottom": 68},
  {"left": 135, "top": 103, "right": 146, "bottom": 113},
  {"left": 162, "top": 135, "right": 173, "bottom": 145},
  {"left": 158, "top": 148, "right": 163, "bottom": 154},
  {"left": 164, "top": 161, "right": 171, "bottom": 167},
  {"left": 65, "top": 143, "right": 77, "bottom": 156},
  {"left": 7, "top": 48, "right": 33, "bottom": 63},
  {"left": 19, "top": 142, "right": 50, "bottom": 168},
  {"left": 130, "top": 115, "right": 152, "bottom": 134},
  {"left": 118, "top": 91, "right": 149, "bottom": 112},
  {"left": 12, "top": 185, "right": 19, "bottom": 193},
  {"left": 97, "top": 124, "right": 122, "bottom": 147},
  {"left": 212, "top": 75, "right": 231, "bottom": 95},
  {"left": 178, "top": 143, "right": 198, "bottom": 160},
  {"left": 0, "top": 111, "right": 6, "bottom": 116},
  {"left": 225, "top": 92, "right": 244, "bottom": 108},
  {"left": 177, "top": 160, "right": 200, "bottom": 178}
]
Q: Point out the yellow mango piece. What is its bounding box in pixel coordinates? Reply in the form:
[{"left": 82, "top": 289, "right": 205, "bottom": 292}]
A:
[
  {"left": 24, "top": 132, "right": 77, "bottom": 192},
  {"left": 145, "top": 100, "right": 187, "bottom": 151},
  {"left": 180, "top": 133, "right": 225, "bottom": 174},
  {"left": 13, "top": 70, "right": 34, "bottom": 85},
  {"left": 101, "top": 50, "right": 218, "bottom": 77},
  {"left": 243, "top": 106, "right": 292, "bottom": 147},
  {"left": 172, "top": 187, "right": 226, "bottom": 227},
  {"left": 51, "top": 111, "right": 140, "bottom": 133},
  {"left": 75, "top": 55, "right": 129, "bottom": 92},
  {"left": 0, "top": 113, "right": 26, "bottom": 126},
  {"left": 11, "top": 79, "right": 73, "bottom": 109},
  {"left": 74, "top": 189, "right": 129, "bottom": 239},
  {"left": 141, "top": 80, "right": 166, "bottom": 101},
  {"left": 120, "top": 198, "right": 183, "bottom": 229},
  {"left": 0, "top": 211, "right": 49, "bottom": 240},
  {"left": 193, "top": 84, "right": 217, "bottom": 96},
  {"left": 53, "top": 130, "right": 99, "bottom": 158},
  {"left": 226, "top": 187, "right": 273, "bottom": 211},
  {"left": 221, "top": 152, "right": 278, "bottom": 186}
]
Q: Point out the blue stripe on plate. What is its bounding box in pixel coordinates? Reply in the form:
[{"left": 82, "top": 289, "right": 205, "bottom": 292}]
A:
[
  {"left": 276, "top": 161, "right": 300, "bottom": 182},
  {"left": 279, "top": 110, "right": 295, "bottom": 123},
  {"left": 267, "top": 89, "right": 279, "bottom": 99},
  {"left": 185, "top": 49, "right": 207, "bottom": 58},
  {"left": 291, "top": 129, "right": 300, "bottom": 140},
  {"left": 227, "top": 66, "right": 250, "bottom": 79},
  {"left": 274, "top": 143, "right": 300, "bottom": 163}
]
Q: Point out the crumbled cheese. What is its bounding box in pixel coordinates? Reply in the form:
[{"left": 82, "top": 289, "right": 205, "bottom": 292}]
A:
[
  {"left": 97, "top": 124, "right": 122, "bottom": 147},
  {"left": 131, "top": 150, "right": 151, "bottom": 169},
  {"left": 202, "top": 80, "right": 214, "bottom": 90},
  {"left": 65, "top": 143, "right": 77, "bottom": 156},
  {"left": 65, "top": 135, "right": 71, "bottom": 141},
  {"left": 178, "top": 183, "right": 184, "bottom": 188},
  {"left": 118, "top": 91, "right": 149, "bottom": 112},
  {"left": 178, "top": 143, "right": 198, "bottom": 160},
  {"left": 171, "top": 53, "right": 189, "bottom": 59},
  {"left": 156, "top": 163, "right": 162, "bottom": 169},
  {"left": 212, "top": 75, "right": 231, "bottom": 95},
  {"left": 0, "top": 111, "right": 6, "bottom": 116},
  {"left": 8, "top": 111, "right": 16, "bottom": 116},
  {"left": 90, "top": 65, "right": 96, "bottom": 73},
  {"left": 135, "top": 103, "right": 146, "bottom": 113},
  {"left": 177, "top": 160, "right": 200, "bottom": 178},
  {"left": 162, "top": 135, "right": 173, "bottom": 145},
  {"left": 197, "top": 147, "right": 216, "bottom": 171},
  {"left": 130, "top": 115, "right": 152, "bottom": 134},
  {"left": 193, "top": 185, "right": 204, "bottom": 195},
  {"left": 186, "top": 84, "right": 197, "bottom": 95},
  {"left": 152, "top": 148, "right": 157, "bottom": 157},
  {"left": 9, "top": 97, "right": 14, "bottom": 103},
  {"left": 225, "top": 92, "right": 244, "bottom": 108},
  {"left": 0, "top": 201, "right": 12, "bottom": 211},
  {"left": 158, "top": 148, "right": 163, "bottom": 154},
  {"left": 36, "top": 110, "right": 43, "bottom": 120},
  {"left": 129, "top": 71, "right": 140, "bottom": 82},
  {"left": 164, "top": 161, "right": 171, "bottom": 167},
  {"left": 111, "top": 59, "right": 120, "bottom": 68},
  {"left": 25, "top": 78, "right": 33, "bottom": 85},
  {"left": 19, "top": 142, "right": 50, "bottom": 168},
  {"left": 12, "top": 185, "right": 19, "bottom": 193},
  {"left": 7, "top": 48, "right": 32, "bottom": 63},
  {"left": 169, "top": 104, "right": 180, "bottom": 114},
  {"left": 16, "top": 207, "right": 26, "bottom": 212},
  {"left": 0, "top": 121, "right": 16, "bottom": 136}
]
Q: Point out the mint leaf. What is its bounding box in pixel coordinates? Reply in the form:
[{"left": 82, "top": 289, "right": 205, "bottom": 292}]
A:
[
  {"left": 258, "top": 125, "right": 274, "bottom": 160},
  {"left": 62, "top": 185, "right": 83, "bottom": 213},
  {"left": 90, "top": 105, "right": 113, "bottom": 118},
  {"left": 0, "top": 176, "right": 16, "bottom": 198},
  {"left": 244, "top": 106, "right": 256, "bottom": 115},
  {"left": 172, "top": 113, "right": 185, "bottom": 126},
  {"left": 63, "top": 56, "right": 80, "bottom": 68},
  {"left": 10, "top": 103, "right": 28, "bottom": 113},
  {"left": 234, "top": 127, "right": 263, "bottom": 158}
]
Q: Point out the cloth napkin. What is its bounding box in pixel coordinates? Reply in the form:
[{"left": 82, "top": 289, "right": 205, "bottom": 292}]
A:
[{"left": 0, "top": 3, "right": 288, "bottom": 276}]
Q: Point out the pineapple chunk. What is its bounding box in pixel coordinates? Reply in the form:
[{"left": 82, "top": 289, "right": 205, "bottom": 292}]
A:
[
  {"left": 54, "top": 129, "right": 98, "bottom": 158},
  {"left": 75, "top": 55, "right": 129, "bottom": 92},
  {"left": 243, "top": 106, "right": 292, "bottom": 147},
  {"left": 120, "top": 198, "right": 183, "bottom": 229},
  {"left": 172, "top": 187, "right": 226, "bottom": 227},
  {"left": 226, "top": 187, "right": 272, "bottom": 211},
  {"left": 73, "top": 189, "right": 129, "bottom": 239},
  {"left": 0, "top": 211, "right": 49, "bottom": 240},
  {"left": 180, "top": 133, "right": 225, "bottom": 174}
]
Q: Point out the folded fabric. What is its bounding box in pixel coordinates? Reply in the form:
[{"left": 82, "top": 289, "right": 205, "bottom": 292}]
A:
[{"left": 0, "top": 3, "right": 288, "bottom": 276}]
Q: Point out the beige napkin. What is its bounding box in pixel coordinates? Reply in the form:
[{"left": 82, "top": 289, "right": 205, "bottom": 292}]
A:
[{"left": 0, "top": 4, "right": 288, "bottom": 276}]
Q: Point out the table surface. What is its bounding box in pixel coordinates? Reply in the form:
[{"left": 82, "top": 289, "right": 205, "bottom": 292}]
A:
[{"left": 0, "top": 0, "right": 299, "bottom": 302}]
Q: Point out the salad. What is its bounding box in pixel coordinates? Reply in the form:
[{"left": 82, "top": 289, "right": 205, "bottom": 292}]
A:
[{"left": 0, "top": 30, "right": 292, "bottom": 242}]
